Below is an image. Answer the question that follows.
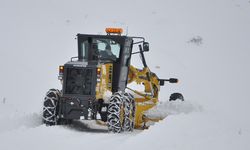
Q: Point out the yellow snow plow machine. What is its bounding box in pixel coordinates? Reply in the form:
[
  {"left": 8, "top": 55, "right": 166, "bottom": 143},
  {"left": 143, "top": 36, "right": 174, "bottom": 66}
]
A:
[{"left": 42, "top": 28, "right": 184, "bottom": 133}]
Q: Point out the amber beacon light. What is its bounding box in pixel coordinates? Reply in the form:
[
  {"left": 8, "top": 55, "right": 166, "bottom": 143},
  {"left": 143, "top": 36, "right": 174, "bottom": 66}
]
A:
[{"left": 105, "top": 28, "right": 123, "bottom": 35}]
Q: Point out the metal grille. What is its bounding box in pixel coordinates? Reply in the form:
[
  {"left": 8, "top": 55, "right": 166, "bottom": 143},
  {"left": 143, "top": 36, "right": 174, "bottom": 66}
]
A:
[{"left": 65, "top": 68, "right": 93, "bottom": 95}]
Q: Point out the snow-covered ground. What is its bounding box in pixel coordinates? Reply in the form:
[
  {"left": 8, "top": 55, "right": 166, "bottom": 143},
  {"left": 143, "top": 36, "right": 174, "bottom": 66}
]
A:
[{"left": 1, "top": 0, "right": 250, "bottom": 149}]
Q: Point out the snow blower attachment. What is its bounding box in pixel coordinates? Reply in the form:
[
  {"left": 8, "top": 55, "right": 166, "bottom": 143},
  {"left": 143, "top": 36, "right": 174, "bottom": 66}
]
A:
[{"left": 42, "top": 28, "right": 183, "bottom": 132}]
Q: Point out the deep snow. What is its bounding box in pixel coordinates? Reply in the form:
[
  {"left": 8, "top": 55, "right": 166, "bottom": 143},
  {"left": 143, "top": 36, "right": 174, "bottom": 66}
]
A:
[
  {"left": 0, "top": 100, "right": 202, "bottom": 150},
  {"left": 1, "top": 0, "right": 250, "bottom": 150}
]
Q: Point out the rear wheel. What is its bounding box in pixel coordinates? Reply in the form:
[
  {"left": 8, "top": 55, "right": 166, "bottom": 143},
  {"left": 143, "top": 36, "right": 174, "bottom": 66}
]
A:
[
  {"left": 42, "top": 89, "right": 61, "bottom": 125},
  {"left": 123, "top": 92, "right": 135, "bottom": 132},
  {"left": 169, "top": 93, "right": 184, "bottom": 101},
  {"left": 107, "top": 92, "right": 125, "bottom": 133}
]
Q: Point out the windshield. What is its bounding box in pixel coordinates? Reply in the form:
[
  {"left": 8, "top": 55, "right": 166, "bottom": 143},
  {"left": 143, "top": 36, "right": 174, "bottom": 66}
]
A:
[{"left": 80, "top": 38, "right": 121, "bottom": 61}]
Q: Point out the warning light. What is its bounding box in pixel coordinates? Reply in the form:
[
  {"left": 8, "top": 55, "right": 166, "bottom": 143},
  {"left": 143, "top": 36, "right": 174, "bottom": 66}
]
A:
[
  {"left": 59, "top": 66, "right": 64, "bottom": 74},
  {"left": 105, "top": 28, "right": 123, "bottom": 35},
  {"left": 97, "top": 68, "right": 101, "bottom": 75}
]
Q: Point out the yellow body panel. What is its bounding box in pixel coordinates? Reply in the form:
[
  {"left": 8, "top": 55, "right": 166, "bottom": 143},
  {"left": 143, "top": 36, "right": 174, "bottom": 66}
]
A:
[{"left": 96, "top": 63, "right": 113, "bottom": 100}]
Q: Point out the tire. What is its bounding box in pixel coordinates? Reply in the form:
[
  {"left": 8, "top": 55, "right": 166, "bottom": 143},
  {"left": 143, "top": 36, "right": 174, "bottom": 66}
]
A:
[
  {"left": 107, "top": 92, "right": 125, "bottom": 133},
  {"left": 123, "top": 92, "right": 135, "bottom": 132},
  {"left": 42, "top": 89, "right": 61, "bottom": 126},
  {"left": 169, "top": 93, "right": 184, "bottom": 101}
]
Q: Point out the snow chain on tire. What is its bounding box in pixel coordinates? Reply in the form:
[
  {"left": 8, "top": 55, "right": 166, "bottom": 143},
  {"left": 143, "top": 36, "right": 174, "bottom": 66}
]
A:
[
  {"left": 107, "top": 92, "right": 124, "bottom": 133},
  {"left": 123, "top": 92, "right": 135, "bottom": 132},
  {"left": 107, "top": 91, "right": 135, "bottom": 133},
  {"left": 43, "top": 89, "right": 61, "bottom": 125}
]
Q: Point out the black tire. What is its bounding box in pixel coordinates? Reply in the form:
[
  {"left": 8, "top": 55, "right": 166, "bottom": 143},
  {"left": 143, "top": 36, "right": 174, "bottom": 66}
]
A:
[
  {"left": 169, "top": 93, "right": 184, "bottom": 101},
  {"left": 107, "top": 92, "right": 125, "bottom": 133},
  {"left": 98, "top": 99, "right": 108, "bottom": 122},
  {"left": 42, "top": 89, "right": 61, "bottom": 126},
  {"left": 123, "top": 92, "right": 135, "bottom": 132}
]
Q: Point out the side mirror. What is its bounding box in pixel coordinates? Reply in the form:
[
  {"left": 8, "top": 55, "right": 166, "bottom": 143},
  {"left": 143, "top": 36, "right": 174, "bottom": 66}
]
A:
[
  {"left": 159, "top": 78, "right": 179, "bottom": 86},
  {"left": 169, "top": 78, "right": 178, "bottom": 83},
  {"left": 143, "top": 42, "right": 149, "bottom": 52}
]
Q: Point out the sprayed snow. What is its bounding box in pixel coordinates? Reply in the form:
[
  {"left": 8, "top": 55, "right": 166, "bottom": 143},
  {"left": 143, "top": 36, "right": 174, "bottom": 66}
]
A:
[
  {"left": 0, "top": 104, "right": 42, "bottom": 133},
  {"left": 144, "top": 100, "right": 202, "bottom": 119}
]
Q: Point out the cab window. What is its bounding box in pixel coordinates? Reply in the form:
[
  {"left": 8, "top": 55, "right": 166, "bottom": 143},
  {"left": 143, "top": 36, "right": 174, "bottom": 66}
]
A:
[{"left": 80, "top": 38, "right": 121, "bottom": 61}]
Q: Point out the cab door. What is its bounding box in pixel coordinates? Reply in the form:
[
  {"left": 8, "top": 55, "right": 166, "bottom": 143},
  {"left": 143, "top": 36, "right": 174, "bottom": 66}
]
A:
[{"left": 112, "top": 38, "right": 133, "bottom": 92}]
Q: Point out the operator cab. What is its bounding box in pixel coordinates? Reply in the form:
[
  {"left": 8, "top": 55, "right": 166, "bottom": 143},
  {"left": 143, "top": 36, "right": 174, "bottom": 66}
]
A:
[{"left": 76, "top": 31, "right": 133, "bottom": 93}]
